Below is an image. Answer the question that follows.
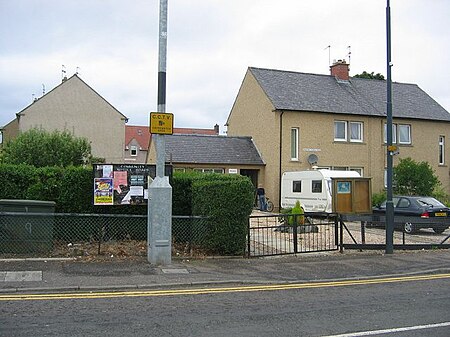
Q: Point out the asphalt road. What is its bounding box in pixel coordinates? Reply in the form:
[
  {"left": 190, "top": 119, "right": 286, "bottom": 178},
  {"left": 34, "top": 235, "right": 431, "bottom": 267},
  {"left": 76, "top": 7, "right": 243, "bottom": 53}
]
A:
[{"left": 1, "top": 274, "right": 449, "bottom": 337}]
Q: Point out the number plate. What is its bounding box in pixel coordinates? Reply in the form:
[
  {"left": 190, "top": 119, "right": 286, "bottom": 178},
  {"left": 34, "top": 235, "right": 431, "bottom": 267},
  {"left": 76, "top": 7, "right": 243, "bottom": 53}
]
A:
[{"left": 435, "top": 212, "right": 447, "bottom": 217}]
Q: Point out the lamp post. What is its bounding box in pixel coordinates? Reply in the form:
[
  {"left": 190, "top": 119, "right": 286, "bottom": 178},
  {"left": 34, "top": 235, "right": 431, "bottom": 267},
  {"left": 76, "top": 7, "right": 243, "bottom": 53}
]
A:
[
  {"left": 385, "top": 0, "right": 394, "bottom": 254},
  {"left": 148, "top": 0, "right": 172, "bottom": 265}
]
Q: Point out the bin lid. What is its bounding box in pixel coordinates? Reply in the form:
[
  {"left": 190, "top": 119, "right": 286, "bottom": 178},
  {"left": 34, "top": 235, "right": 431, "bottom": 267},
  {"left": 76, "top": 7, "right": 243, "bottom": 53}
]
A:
[{"left": 0, "top": 199, "right": 56, "bottom": 206}]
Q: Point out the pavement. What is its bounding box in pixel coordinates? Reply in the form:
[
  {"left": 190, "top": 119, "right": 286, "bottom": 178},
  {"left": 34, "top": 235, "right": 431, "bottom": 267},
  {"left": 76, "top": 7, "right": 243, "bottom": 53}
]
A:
[{"left": 1, "top": 249, "right": 450, "bottom": 294}]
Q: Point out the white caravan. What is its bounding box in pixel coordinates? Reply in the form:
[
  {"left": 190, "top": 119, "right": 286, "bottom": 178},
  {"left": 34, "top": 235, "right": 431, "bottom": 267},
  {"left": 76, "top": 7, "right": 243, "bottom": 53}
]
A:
[{"left": 281, "top": 169, "right": 360, "bottom": 212}]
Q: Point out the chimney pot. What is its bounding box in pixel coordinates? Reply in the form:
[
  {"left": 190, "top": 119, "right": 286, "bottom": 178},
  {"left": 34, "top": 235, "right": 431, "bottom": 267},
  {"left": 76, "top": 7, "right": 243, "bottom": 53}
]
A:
[{"left": 330, "top": 60, "right": 350, "bottom": 81}]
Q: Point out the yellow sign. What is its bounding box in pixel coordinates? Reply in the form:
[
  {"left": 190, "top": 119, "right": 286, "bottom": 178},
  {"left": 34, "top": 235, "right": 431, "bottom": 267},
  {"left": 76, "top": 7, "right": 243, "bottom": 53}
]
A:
[
  {"left": 387, "top": 145, "right": 398, "bottom": 152},
  {"left": 150, "top": 112, "right": 173, "bottom": 135}
]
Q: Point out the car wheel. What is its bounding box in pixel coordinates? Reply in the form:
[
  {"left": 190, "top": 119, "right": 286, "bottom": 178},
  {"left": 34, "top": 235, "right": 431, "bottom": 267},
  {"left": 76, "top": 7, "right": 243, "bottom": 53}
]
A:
[
  {"left": 433, "top": 226, "right": 447, "bottom": 234},
  {"left": 403, "top": 222, "right": 416, "bottom": 234}
]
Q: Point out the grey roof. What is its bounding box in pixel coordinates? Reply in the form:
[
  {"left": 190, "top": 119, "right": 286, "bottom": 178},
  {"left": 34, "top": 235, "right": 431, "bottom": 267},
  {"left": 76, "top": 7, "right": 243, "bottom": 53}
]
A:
[
  {"left": 165, "top": 134, "right": 265, "bottom": 165},
  {"left": 249, "top": 67, "right": 450, "bottom": 122}
]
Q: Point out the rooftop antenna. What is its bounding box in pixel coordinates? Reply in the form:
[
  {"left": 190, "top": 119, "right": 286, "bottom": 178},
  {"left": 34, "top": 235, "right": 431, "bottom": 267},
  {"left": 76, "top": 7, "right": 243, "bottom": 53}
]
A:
[
  {"left": 324, "top": 45, "right": 331, "bottom": 66},
  {"left": 61, "top": 64, "right": 67, "bottom": 81},
  {"left": 347, "top": 45, "right": 351, "bottom": 65},
  {"left": 76, "top": 66, "right": 80, "bottom": 75},
  {"left": 42, "top": 84, "right": 45, "bottom": 96}
]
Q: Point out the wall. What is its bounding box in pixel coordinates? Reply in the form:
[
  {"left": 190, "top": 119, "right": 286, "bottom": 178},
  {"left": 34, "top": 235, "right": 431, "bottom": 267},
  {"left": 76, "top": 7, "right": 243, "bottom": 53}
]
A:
[{"left": 17, "top": 76, "right": 126, "bottom": 163}]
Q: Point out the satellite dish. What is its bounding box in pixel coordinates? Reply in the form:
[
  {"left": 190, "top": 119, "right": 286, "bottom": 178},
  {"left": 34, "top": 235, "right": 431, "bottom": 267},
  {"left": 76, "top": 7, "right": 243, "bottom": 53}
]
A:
[{"left": 307, "top": 154, "right": 319, "bottom": 165}]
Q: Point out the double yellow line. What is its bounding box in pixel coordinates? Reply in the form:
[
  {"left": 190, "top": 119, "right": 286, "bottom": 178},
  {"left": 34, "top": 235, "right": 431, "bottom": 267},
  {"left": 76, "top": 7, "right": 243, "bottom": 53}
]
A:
[{"left": 1, "top": 273, "right": 449, "bottom": 301}]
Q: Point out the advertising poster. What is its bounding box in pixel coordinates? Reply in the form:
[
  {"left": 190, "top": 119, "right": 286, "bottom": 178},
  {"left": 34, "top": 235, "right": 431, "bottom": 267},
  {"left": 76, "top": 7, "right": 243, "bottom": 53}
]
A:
[{"left": 94, "top": 178, "right": 114, "bottom": 205}]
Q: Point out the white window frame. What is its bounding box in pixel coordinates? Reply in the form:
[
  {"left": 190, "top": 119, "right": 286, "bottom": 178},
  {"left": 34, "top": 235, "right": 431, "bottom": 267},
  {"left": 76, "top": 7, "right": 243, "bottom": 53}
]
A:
[
  {"left": 130, "top": 145, "right": 138, "bottom": 156},
  {"left": 291, "top": 127, "right": 299, "bottom": 161},
  {"left": 384, "top": 123, "right": 397, "bottom": 144},
  {"left": 439, "top": 135, "right": 445, "bottom": 165},
  {"left": 398, "top": 124, "right": 411, "bottom": 144},
  {"left": 334, "top": 121, "right": 347, "bottom": 142},
  {"left": 349, "top": 122, "right": 363, "bottom": 142}
]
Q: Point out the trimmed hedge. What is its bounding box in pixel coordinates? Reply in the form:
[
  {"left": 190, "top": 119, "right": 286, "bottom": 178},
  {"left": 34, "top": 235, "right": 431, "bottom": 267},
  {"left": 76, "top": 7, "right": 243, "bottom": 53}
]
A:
[
  {"left": 0, "top": 164, "right": 255, "bottom": 255},
  {"left": 192, "top": 176, "right": 254, "bottom": 255}
]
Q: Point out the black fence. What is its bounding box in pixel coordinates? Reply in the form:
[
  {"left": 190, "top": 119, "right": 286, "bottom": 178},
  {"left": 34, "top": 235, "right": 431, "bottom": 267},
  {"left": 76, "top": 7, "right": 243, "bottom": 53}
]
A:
[
  {"left": 340, "top": 214, "right": 450, "bottom": 251},
  {"left": 247, "top": 213, "right": 339, "bottom": 257},
  {"left": 0, "top": 212, "right": 210, "bottom": 258}
]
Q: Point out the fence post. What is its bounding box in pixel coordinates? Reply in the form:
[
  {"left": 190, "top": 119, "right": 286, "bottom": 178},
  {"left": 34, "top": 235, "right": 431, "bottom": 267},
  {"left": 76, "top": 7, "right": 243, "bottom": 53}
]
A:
[
  {"left": 293, "top": 214, "right": 298, "bottom": 254},
  {"left": 247, "top": 216, "right": 251, "bottom": 258},
  {"left": 339, "top": 215, "right": 344, "bottom": 253}
]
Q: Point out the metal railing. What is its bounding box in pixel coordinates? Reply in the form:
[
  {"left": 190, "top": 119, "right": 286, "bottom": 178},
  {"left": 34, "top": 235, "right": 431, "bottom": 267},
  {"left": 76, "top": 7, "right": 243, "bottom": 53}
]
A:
[
  {"left": 247, "top": 213, "right": 339, "bottom": 257},
  {"left": 0, "top": 212, "right": 210, "bottom": 258},
  {"left": 340, "top": 214, "right": 450, "bottom": 251}
]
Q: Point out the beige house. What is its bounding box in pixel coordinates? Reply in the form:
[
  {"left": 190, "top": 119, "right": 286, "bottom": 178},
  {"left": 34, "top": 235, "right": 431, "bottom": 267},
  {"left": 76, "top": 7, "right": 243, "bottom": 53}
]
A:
[
  {"left": 226, "top": 61, "right": 450, "bottom": 209},
  {"left": 1, "top": 74, "right": 128, "bottom": 163}
]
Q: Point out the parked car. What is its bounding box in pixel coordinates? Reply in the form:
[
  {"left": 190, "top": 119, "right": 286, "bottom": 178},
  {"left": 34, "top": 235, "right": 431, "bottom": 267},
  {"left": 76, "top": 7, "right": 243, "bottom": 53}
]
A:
[{"left": 372, "top": 196, "right": 450, "bottom": 234}]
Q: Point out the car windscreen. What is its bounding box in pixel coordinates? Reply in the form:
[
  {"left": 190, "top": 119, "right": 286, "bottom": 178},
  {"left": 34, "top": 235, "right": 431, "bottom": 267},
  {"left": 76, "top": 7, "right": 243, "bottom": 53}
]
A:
[{"left": 417, "top": 198, "right": 445, "bottom": 208}]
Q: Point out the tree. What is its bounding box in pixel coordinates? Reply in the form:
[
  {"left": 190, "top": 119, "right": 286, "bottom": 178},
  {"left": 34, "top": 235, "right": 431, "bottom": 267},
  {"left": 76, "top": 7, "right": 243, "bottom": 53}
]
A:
[
  {"left": 0, "top": 128, "right": 92, "bottom": 167},
  {"left": 354, "top": 71, "right": 385, "bottom": 80},
  {"left": 393, "top": 157, "right": 439, "bottom": 196}
]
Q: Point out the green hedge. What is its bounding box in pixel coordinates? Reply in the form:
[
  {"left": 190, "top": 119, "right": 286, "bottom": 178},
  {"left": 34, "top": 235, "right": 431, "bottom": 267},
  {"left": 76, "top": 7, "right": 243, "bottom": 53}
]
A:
[
  {"left": 192, "top": 176, "right": 254, "bottom": 255},
  {"left": 0, "top": 164, "right": 255, "bottom": 255}
]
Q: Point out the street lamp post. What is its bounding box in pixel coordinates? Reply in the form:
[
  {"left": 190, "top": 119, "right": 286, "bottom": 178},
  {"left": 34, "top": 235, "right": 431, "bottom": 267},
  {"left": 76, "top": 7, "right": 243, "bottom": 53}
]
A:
[{"left": 148, "top": 0, "right": 172, "bottom": 265}]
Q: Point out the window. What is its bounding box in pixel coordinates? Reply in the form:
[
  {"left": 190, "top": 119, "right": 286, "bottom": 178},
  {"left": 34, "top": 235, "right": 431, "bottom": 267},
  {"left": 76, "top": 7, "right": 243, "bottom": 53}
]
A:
[
  {"left": 398, "top": 124, "right": 411, "bottom": 144},
  {"left": 439, "top": 136, "right": 445, "bottom": 165},
  {"left": 334, "top": 121, "right": 347, "bottom": 141},
  {"left": 293, "top": 180, "right": 302, "bottom": 193},
  {"left": 312, "top": 180, "right": 322, "bottom": 193},
  {"left": 194, "top": 168, "right": 224, "bottom": 174},
  {"left": 383, "top": 123, "right": 397, "bottom": 143},
  {"left": 384, "top": 123, "right": 412, "bottom": 144},
  {"left": 349, "top": 167, "right": 364, "bottom": 176},
  {"left": 130, "top": 145, "right": 138, "bottom": 156},
  {"left": 291, "top": 128, "right": 299, "bottom": 160},
  {"left": 349, "top": 122, "right": 363, "bottom": 142}
]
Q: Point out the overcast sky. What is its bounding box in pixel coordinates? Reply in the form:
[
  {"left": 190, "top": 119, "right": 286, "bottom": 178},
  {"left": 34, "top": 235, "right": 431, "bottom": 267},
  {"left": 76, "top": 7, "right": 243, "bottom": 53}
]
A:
[{"left": 1, "top": 0, "right": 449, "bottom": 133}]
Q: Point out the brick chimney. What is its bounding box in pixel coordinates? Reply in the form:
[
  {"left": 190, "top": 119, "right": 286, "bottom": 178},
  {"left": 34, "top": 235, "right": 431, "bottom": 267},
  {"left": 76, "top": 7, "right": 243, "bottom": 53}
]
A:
[{"left": 330, "top": 59, "right": 349, "bottom": 81}]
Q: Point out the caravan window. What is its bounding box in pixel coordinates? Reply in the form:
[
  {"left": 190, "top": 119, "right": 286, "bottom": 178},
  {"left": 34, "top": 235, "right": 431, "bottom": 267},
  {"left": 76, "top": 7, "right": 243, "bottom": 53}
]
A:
[
  {"left": 293, "top": 180, "right": 301, "bottom": 193},
  {"left": 312, "top": 180, "right": 322, "bottom": 193}
]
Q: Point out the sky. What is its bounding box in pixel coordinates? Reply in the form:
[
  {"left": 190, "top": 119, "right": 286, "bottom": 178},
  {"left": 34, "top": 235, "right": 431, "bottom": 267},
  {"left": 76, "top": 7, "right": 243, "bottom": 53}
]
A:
[{"left": 1, "top": 0, "right": 449, "bottom": 134}]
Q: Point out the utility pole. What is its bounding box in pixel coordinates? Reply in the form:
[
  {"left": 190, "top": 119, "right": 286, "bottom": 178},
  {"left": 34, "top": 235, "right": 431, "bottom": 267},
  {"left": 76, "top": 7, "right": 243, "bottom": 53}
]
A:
[
  {"left": 385, "top": 0, "right": 394, "bottom": 254},
  {"left": 148, "top": 0, "right": 172, "bottom": 265}
]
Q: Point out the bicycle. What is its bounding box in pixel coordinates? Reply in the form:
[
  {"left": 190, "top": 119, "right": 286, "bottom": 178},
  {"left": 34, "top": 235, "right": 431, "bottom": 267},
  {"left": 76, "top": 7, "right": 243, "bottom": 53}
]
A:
[{"left": 255, "top": 196, "right": 274, "bottom": 212}]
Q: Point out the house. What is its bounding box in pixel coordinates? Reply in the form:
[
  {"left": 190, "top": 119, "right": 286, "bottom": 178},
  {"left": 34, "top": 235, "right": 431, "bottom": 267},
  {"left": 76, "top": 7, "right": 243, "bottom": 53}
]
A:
[
  {"left": 1, "top": 74, "right": 128, "bottom": 163},
  {"left": 125, "top": 124, "right": 220, "bottom": 163},
  {"left": 226, "top": 60, "right": 450, "bottom": 209},
  {"left": 146, "top": 133, "right": 265, "bottom": 187}
]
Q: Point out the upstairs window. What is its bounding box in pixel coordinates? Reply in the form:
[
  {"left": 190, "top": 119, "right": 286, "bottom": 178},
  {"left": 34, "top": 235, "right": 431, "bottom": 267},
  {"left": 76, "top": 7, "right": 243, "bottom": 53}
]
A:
[
  {"left": 439, "top": 136, "right": 445, "bottom": 165},
  {"left": 398, "top": 124, "right": 411, "bottom": 144},
  {"left": 334, "top": 121, "right": 347, "bottom": 141},
  {"left": 349, "top": 122, "right": 363, "bottom": 142},
  {"left": 291, "top": 128, "right": 299, "bottom": 160},
  {"left": 130, "top": 145, "right": 138, "bottom": 156}
]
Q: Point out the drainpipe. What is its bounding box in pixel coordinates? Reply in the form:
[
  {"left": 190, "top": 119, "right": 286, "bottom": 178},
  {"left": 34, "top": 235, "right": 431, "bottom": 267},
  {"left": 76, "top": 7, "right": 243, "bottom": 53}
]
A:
[{"left": 278, "top": 110, "right": 284, "bottom": 210}]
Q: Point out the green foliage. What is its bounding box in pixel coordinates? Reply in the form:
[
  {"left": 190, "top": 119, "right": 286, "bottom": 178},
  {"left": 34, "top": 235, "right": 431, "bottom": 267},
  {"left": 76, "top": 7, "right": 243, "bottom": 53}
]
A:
[
  {"left": 394, "top": 157, "right": 439, "bottom": 196},
  {"left": 354, "top": 71, "right": 385, "bottom": 80},
  {"left": 432, "top": 186, "right": 450, "bottom": 207},
  {"left": 1, "top": 128, "right": 92, "bottom": 167},
  {"left": 0, "top": 164, "right": 38, "bottom": 199},
  {"left": 372, "top": 191, "right": 387, "bottom": 207},
  {"left": 192, "top": 176, "right": 254, "bottom": 255}
]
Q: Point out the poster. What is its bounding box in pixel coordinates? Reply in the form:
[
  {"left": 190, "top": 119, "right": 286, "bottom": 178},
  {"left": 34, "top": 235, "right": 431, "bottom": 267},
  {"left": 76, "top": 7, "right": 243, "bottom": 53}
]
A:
[{"left": 94, "top": 178, "right": 114, "bottom": 205}]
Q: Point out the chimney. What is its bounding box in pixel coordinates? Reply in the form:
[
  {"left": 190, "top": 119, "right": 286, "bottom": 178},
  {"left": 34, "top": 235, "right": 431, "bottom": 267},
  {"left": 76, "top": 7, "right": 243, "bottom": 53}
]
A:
[
  {"left": 214, "top": 124, "right": 219, "bottom": 134},
  {"left": 330, "top": 59, "right": 349, "bottom": 81}
]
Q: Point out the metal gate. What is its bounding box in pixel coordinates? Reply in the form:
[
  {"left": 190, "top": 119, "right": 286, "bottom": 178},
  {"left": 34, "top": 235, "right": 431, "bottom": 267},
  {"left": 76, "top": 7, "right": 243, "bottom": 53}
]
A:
[{"left": 247, "top": 213, "right": 339, "bottom": 257}]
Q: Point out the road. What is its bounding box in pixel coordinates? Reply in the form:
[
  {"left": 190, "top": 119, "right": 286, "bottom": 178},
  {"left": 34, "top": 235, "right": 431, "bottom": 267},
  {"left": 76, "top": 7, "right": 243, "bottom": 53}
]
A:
[{"left": 1, "top": 274, "right": 449, "bottom": 337}]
